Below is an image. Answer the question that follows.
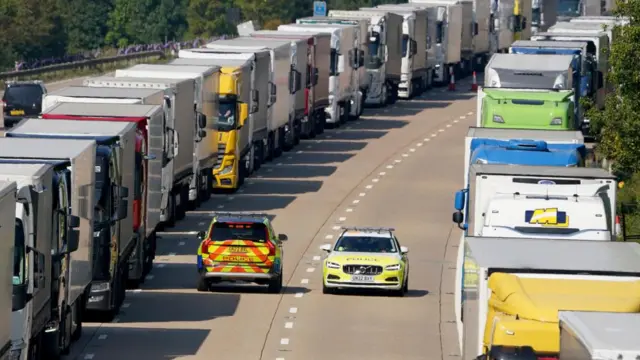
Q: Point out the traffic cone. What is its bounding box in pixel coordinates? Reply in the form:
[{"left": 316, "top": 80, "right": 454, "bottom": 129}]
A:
[
  {"left": 615, "top": 215, "right": 622, "bottom": 235},
  {"left": 448, "top": 66, "right": 456, "bottom": 91},
  {"left": 470, "top": 71, "right": 478, "bottom": 91}
]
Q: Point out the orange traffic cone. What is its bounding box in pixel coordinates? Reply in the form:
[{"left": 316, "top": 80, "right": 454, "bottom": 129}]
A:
[
  {"left": 448, "top": 67, "right": 456, "bottom": 91},
  {"left": 470, "top": 71, "right": 478, "bottom": 91},
  {"left": 616, "top": 215, "right": 622, "bottom": 235}
]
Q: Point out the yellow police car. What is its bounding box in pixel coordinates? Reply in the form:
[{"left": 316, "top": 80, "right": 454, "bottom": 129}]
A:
[
  {"left": 320, "top": 227, "right": 409, "bottom": 296},
  {"left": 196, "top": 212, "right": 287, "bottom": 293}
]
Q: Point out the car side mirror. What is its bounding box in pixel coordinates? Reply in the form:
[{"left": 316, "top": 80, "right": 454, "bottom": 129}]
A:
[
  {"left": 198, "top": 129, "right": 207, "bottom": 138},
  {"left": 400, "top": 246, "right": 409, "bottom": 254},
  {"left": 319, "top": 244, "right": 332, "bottom": 252},
  {"left": 197, "top": 231, "right": 206, "bottom": 241},
  {"left": 197, "top": 113, "right": 207, "bottom": 129},
  {"left": 452, "top": 211, "right": 465, "bottom": 230},
  {"left": 278, "top": 233, "right": 288, "bottom": 241}
]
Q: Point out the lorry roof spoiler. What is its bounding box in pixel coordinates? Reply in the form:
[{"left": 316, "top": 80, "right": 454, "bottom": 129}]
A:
[{"left": 505, "top": 139, "right": 548, "bottom": 151}]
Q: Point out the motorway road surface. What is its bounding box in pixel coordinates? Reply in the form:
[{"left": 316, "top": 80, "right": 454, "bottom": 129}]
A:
[{"left": 37, "top": 75, "right": 476, "bottom": 360}]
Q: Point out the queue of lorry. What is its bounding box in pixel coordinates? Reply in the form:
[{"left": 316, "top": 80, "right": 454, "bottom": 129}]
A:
[
  {"left": 0, "top": 2, "right": 534, "bottom": 358},
  {"left": 449, "top": 13, "right": 640, "bottom": 360}
]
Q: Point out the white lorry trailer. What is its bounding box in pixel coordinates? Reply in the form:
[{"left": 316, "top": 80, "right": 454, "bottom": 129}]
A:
[
  {"left": 0, "top": 181, "right": 15, "bottom": 360},
  {"left": 278, "top": 23, "right": 357, "bottom": 126},
  {"left": 559, "top": 311, "right": 640, "bottom": 359},
  {"left": 491, "top": 0, "right": 515, "bottom": 53},
  {"left": 178, "top": 48, "right": 273, "bottom": 166},
  {"left": 81, "top": 77, "right": 195, "bottom": 226},
  {"left": 328, "top": 10, "right": 403, "bottom": 106},
  {"left": 373, "top": 4, "right": 432, "bottom": 95},
  {"left": 239, "top": 29, "right": 331, "bottom": 138},
  {"left": 295, "top": 18, "right": 366, "bottom": 120},
  {"left": 453, "top": 164, "right": 617, "bottom": 240},
  {"left": 110, "top": 65, "right": 212, "bottom": 206},
  {"left": 9, "top": 118, "right": 136, "bottom": 317},
  {"left": 206, "top": 38, "right": 301, "bottom": 151},
  {"left": 0, "top": 139, "right": 94, "bottom": 360},
  {"left": 461, "top": 238, "right": 640, "bottom": 359}
]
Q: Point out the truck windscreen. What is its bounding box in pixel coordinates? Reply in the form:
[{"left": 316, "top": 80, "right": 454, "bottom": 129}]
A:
[
  {"left": 216, "top": 101, "right": 237, "bottom": 131},
  {"left": 401, "top": 35, "right": 409, "bottom": 57}
]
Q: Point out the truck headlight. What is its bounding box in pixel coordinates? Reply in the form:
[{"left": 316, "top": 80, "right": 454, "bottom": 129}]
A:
[
  {"left": 220, "top": 164, "right": 234, "bottom": 175},
  {"left": 550, "top": 117, "right": 562, "bottom": 125},
  {"left": 91, "top": 282, "right": 110, "bottom": 292},
  {"left": 492, "top": 115, "right": 504, "bottom": 123},
  {"left": 326, "top": 261, "right": 340, "bottom": 269},
  {"left": 386, "top": 264, "right": 401, "bottom": 271}
]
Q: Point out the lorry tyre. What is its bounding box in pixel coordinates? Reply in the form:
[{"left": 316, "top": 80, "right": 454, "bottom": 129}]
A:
[
  {"left": 341, "top": 103, "right": 350, "bottom": 124},
  {"left": 267, "top": 273, "right": 283, "bottom": 293},
  {"left": 316, "top": 113, "right": 326, "bottom": 135},
  {"left": 266, "top": 133, "right": 275, "bottom": 161},
  {"left": 176, "top": 186, "right": 188, "bottom": 221}
]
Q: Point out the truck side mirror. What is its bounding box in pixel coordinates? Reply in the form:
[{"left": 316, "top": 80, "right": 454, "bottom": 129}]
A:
[
  {"left": 116, "top": 199, "right": 128, "bottom": 220},
  {"left": 12, "top": 283, "right": 32, "bottom": 312},
  {"left": 358, "top": 49, "right": 365, "bottom": 67},
  {"left": 295, "top": 70, "right": 302, "bottom": 91},
  {"left": 269, "top": 82, "right": 277, "bottom": 105},
  {"left": 411, "top": 40, "right": 418, "bottom": 56},
  {"left": 197, "top": 113, "right": 207, "bottom": 129},
  {"left": 473, "top": 22, "right": 479, "bottom": 36},
  {"left": 164, "top": 95, "right": 172, "bottom": 109},
  {"left": 68, "top": 214, "right": 80, "bottom": 228},
  {"left": 238, "top": 102, "right": 249, "bottom": 127},
  {"left": 198, "top": 129, "right": 207, "bottom": 138},
  {"left": 452, "top": 211, "right": 464, "bottom": 225},
  {"left": 67, "top": 229, "right": 80, "bottom": 253},
  {"left": 119, "top": 186, "right": 129, "bottom": 199},
  {"left": 454, "top": 190, "right": 465, "bottom": 211},
  {"left": 289, "top": 69, "right": 297, "bottom": 94},
  {"left": 250, "top": 89, "right": 259, "bottom": 113},
  {"left": 313, "top": 68, "right": 319, "bottom": 86}
]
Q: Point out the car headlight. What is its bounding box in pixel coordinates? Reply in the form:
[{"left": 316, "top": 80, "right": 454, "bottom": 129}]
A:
[
  {"left": 492, "top": 115, "right": 504, "bottom": 123},
  {"left": 550, "top": 117, "right": 562, "bottom": 125},
  {"left": 326, "top": 261, "right": 340, "bottom": 269},
  {"left": 386, "top": 264, "right": 401, "bottom": 271}
]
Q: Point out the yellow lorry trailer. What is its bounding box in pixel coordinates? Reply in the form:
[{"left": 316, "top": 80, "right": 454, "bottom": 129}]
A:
[{"left": 462, "top": 237, "right": 640, "bottom": 360}]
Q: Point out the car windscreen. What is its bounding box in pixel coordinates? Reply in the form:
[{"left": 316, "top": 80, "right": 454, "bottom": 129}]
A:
[
  {"left": 3, "top": 85, "right": 43, "bottom": 107},
  {"left": 333, "top": 236, "right": 397, "bottom": 253},
  {"left": 210, "top": 222, "right": 268, "bottom": 243}
]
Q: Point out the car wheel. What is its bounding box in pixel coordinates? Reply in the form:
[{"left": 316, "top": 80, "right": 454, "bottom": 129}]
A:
[
  {"left": 267, "top": 273, "right": 283, "bottom": 294},
  {"left": 403, "top": 276, "right": 409, "bottom": 293},
  {"left": 322, "top": 283, "right": 334, "bottom": 295},
  {"left": 197, "top": 276, "right": 210, "bottom": 292}
]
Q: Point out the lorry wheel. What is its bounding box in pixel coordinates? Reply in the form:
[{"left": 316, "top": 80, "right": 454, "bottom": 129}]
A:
[
  {"left": 176, "top": 186, "right": 188, "bottom": 221},
  {"left": 163, "top": 194, "right": 176, "bottom": 229},
  {"left": 342, "top": 103, "right": 350, "bottom": 124},
  {"left": 316, "top": 113, "right": 325, "bottom": 135},
  {"left": 266, "top": 134, "right": 275, "bottom": 161},
  {"left": 267, "top": 273, "right": 283, "bottom": 294}
]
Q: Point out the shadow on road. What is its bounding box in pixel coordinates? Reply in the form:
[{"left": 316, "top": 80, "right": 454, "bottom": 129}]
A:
[
  {"left": 302, "top": 140, "right": 368, "bottom": 153},
  {"left": 67, "top": 328, "right": 210, "bottom": 360},
  {"left": 366, "top": 101, "right": 450, "bottom": 117},
  {"left": 323, "top": 130, "right": 387, "bottom": 141},
  {"left": 113, "top": 291, "right": 239, "bottom": 323},
  {"left": 348, "top": 119, "right": 410, "bottom": 130}
]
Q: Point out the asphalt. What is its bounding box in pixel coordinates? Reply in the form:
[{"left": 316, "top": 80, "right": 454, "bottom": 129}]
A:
[{"left": 36, "top": 74, "right": 478, "bottom": 360}]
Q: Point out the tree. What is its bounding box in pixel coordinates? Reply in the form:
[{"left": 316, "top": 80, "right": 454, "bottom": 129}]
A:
[
  {"left": 59, "top": 0, "right": 113, "bottom": 53},
  {"left": 186, "top": 0, "right": 236, "bottom": 38},
  {"left": 587, "top": 3, "right": 640, "bottom": 178}
]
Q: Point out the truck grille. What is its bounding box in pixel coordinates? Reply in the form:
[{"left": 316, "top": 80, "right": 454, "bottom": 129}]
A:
[
  {"left": 342, "top": 265, "right": 383, "bottom": 275},
  {"left": 214, "top": 144, "right": 226, "bottom": 168}
]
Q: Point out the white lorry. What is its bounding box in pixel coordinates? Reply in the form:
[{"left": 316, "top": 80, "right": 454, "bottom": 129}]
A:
[
  {"left": 531, "top": 31, "right": 609, "bottom": 109},
  {"left": 461, "top": 238, "right": 640, "bottom": 359},
  {"left": 81, "top": 77, "right": 195, "bottom": 226},
  {"left": 559, "top": 311, "right": 640, "bottom": 359},
  {"left": 0, "top": 180, "right": 15, "bottom": 360},
  {"left": 369, "top": 5, "right": 430, "bottom": 96},
  {"left": 491, "top": 0, "right": 515, "bottom": 53},
  {"left": 206, "top": 38, "right": 301, "bottom": 151},
  {"left": 278, "top": 23, "right": 357, "bottom": 126},
  {"left": 239, "top": 29, "right": 331, "bottom": 138},
  {"left": 295, "top": 18, "right": 366, "bottom": 120},
  {"left": 110, "top": 65, "right": 213, "bottom": 206},
  {"left": 453, "top": 164, "right": 617, "bottom": 240},
  {"left": 0, "top": 139, "right": 94, "bottom": 360},
  {"left": 328, "top": 10, "right": 403, "bottom": 106}
]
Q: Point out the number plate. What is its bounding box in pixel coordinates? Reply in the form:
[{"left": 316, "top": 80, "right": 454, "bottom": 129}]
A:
[
  {"left": 227, "top": 246, "right": 247, "bottom": 253},
  {"left": 10, "top": 110, "right": 24, "bottom": 116},
  {"left": 350, "top": 275, "right": 374, "bottom": 282}
]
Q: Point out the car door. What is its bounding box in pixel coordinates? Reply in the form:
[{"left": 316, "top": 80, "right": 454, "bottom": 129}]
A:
[{"left": 394, "top": 236, "right": 408, "bottom": 276}]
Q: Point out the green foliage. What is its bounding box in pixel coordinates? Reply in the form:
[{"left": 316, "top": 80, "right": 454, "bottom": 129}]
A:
[{"left": 0, "top": 0, "right": 409, "bottom": 70}]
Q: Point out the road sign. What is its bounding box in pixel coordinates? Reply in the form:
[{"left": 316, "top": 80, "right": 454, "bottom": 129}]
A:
[{"left": 313, "top": 1, "right": 327, "bottom": 16}]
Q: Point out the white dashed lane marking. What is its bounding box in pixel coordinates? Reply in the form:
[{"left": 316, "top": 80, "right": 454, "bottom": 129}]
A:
[
  {"left": 352, "top": 199, "right": 360, "bottom": 204},
  {"left": 338, "top": 217, "right": 347, "bottom": 222},
  {"left": 325, "top": 234, "right": 333, "bottom": 239},
  {"left": 289, "top": 307, "right": 298, "bottom": 314},
  {"left": 280, "top": 338, "right": 290, "bottom": 345},
  {"left": 295, "top": 292, "right": 304, "bottom": 298},
  {"left": 365, "top": 185, "right": 373, "bottom": 189},
  {"left": 313, "top": 256, "right": 321, "bottom": 261},
  {"left": 346, "top": 208, "right": 353, "bottom": 212},
  {"left": 285, "top": 322, "right": 294, "bottom": 329},
  {"left": 98, "top": 334, "right": 108, "bottom": 340},
  {"left": 386, "top": 165, "right": 393, "bottom": 169},
  {"left": 306, "top": 268, "right": 315, "bottom": 273},
  {"left": 379, "top": 172, "right": 386, "bottom": 176},
  {"left": 301, "top": 279, "right": 309, "bottom": 284}
]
